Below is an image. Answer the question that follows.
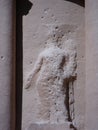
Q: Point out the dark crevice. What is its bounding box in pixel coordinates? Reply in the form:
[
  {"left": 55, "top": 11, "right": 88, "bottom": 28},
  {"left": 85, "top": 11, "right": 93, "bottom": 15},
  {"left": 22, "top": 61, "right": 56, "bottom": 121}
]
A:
[
  {"left": 16, "top": 0, "right": 33, "bottom": 130},
  {"left": 59, "top": 56, "right": 66, "bottom": 70},
  {"left": 64, "top": 79, "right": 72, "bottom": 121},
  {"left": 64, "top": 0, "right": 85, "bottom": 7},
  {"left": 70, "top": 123, "right": 77, "bottom": 130},
  {"left": 63, "top": 76, "right": 77, "bottom": 122}
]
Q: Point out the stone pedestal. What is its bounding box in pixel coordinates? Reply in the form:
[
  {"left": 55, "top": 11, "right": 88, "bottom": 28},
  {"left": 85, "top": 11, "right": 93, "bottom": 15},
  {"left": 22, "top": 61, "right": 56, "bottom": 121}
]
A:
[{"left": 28, "top": 123, "right": 75, "bottom": 130}]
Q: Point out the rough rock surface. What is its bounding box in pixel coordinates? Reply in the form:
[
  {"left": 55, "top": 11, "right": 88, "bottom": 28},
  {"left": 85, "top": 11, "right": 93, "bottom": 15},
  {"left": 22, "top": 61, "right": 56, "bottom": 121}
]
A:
[{"left": 22, "top": 0, "right": 85, "bottom": 130}]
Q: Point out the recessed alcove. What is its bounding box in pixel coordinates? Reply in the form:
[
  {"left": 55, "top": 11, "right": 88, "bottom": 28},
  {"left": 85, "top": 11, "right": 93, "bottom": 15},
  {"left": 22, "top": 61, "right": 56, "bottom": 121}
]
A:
[{"left": 16, "top": 0, "right": 85, "bottom": 130}]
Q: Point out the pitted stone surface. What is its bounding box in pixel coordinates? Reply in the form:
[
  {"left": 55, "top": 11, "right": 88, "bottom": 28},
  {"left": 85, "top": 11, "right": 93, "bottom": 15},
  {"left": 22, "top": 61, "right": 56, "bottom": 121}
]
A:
[{"left": 22, "top": 0, "right": 85, "bottom": 130}]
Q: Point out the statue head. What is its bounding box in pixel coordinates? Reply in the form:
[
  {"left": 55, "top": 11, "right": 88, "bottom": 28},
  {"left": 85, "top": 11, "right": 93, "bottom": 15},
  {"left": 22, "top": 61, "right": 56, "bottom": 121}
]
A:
[{"left": 45, "top": 27, "right": 64, "bottom": 48}]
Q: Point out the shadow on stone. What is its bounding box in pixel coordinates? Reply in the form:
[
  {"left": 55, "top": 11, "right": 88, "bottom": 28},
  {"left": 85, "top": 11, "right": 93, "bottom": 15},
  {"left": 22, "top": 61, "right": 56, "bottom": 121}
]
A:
[
  {"left": 63, "top": 75, "right": 77, "bottom": 122},
  {"left": 16, "top": 0, "right": 33, "bottom": 130},
  {"left": 64, "top": 0, "right": 85, "bottom": 7}
]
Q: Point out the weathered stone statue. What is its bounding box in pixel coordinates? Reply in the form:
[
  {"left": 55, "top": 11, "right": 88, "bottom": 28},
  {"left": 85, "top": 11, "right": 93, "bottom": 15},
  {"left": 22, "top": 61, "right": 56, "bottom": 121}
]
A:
[{"left": 25, "top": 30, "right": 76, "bottom": 124}]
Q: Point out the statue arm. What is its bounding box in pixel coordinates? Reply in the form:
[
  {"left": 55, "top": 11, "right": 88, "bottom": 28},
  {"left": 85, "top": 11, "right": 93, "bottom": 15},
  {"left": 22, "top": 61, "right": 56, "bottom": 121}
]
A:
[
  {"left": 63, "top": 51, "right": 76, "bottom": 79},
  {"left": 25, "top": 54, "right": 43, "bottom": 89},
  {"left": 31, "top": 54, "right": 43, "bottom": 75}
]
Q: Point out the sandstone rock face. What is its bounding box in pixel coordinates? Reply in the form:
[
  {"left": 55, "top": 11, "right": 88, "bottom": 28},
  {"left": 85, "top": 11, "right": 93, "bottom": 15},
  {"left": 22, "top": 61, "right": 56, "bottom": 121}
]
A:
[
  {"left": 85, "top": 0, "right": 98, "bottom": 130},
  {"left": 0, "top": 0, "right": 13, "bottom": 130},
  {"left": 22, "top": 0, "right": 85, "bottom": 130}
]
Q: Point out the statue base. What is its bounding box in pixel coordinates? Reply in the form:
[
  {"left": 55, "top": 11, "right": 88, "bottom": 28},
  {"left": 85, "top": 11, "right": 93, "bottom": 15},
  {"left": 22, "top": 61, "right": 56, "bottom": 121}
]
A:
[{"left": 27, "top": 122, "right": 76, "bottom": 130}]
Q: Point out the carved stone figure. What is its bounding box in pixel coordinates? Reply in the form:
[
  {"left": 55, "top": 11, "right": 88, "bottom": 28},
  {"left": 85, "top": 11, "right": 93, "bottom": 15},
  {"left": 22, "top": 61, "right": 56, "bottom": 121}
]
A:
[{"left": 25, "top": 29, "right": 76, "bottom": 124}]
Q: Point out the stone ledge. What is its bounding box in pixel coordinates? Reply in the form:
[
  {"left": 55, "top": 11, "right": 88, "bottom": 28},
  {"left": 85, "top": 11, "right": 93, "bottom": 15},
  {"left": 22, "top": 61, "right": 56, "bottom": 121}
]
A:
[{"left": 28, "top": 122, "right": 75, "bottom": 130}]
